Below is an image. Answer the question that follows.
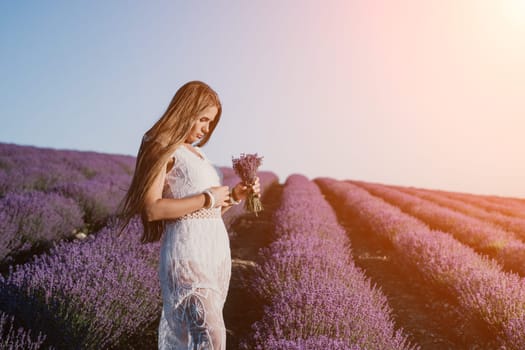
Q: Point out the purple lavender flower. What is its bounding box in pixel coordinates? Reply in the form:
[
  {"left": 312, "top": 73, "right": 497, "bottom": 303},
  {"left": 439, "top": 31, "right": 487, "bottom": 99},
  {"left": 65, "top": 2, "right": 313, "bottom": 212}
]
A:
[
  {"left": 0, "top": 190, "right": 84, "bottom": 262},
  {"left": 0, "top": 142, "right": 135, "bottom": 196},
  {"left": 355, "top": 181, "right": 525, "bottom": 276},
  {"left": 52, "top": 173, "right": 131, "bottom": 226},
  {"left": 232, "top": 153, "right": 264, "bottom": 215},
  {"left": 390, "top": 184, "right": 525, "bottom": 247},
  {"left": 232, "top": 153, "right": 263, "bottom": 185},
  {"left": 0, "top": 216, "right": 161, "bottom": 349},
  {"left": 0, "top": 311, "right": 48, "bottom": 350},
  {"left": 252, "top": 335, "right": 363, "bottom": 350},
  {"left": 243, "top": 174, "right": 417, "bottom": 350},
  {"left": 221, "top": 170, "right": 278, "bottom": 232},
  {"left": 315, "top": 177, "right": 525, "bottom": 349},
  {"left": 0, "top": 143, "right": 86, "bottom": 195}
]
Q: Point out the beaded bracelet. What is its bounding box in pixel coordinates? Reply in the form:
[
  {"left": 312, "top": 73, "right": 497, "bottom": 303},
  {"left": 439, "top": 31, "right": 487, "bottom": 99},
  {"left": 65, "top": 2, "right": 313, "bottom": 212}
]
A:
[{"left": 203, "top": 189, "right": 215, "bottom": 209}]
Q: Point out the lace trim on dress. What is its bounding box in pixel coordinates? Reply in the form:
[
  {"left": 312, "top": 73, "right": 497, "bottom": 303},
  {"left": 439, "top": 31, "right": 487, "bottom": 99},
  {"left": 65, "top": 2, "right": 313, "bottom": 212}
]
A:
[{"left": 167, "top": 208, "right": 221, "bottom": 222}]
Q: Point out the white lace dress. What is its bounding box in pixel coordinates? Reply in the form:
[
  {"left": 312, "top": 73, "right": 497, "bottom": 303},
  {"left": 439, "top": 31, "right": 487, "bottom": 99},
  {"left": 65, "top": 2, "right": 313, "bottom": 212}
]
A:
[{"left": 158, "top": 145, "right": 231, "bottom": 350}]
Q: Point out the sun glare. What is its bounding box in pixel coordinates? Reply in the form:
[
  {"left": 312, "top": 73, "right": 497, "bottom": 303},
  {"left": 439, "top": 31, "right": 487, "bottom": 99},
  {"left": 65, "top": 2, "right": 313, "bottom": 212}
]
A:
[{"left": 501, "top": 0, "right": 525, "bottom": 29}]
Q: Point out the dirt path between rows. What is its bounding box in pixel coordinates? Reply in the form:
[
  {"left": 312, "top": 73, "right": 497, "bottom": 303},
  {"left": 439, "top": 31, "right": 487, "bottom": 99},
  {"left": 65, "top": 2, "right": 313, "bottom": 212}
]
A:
[{"left": 224, "top": 182, "right": 283, "bottom": 349}]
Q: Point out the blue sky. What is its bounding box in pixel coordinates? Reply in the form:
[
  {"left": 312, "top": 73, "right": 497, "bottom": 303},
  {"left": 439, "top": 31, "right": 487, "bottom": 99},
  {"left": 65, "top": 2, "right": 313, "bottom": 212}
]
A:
[{"left": 1, "top": 0, "right": 524, "bottom": 197}]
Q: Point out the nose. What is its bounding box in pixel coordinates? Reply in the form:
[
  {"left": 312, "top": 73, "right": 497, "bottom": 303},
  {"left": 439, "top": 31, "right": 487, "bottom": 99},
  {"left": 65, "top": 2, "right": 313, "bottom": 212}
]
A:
[{"left": 202, "top": 124, "right": 209, "bottom": 134}]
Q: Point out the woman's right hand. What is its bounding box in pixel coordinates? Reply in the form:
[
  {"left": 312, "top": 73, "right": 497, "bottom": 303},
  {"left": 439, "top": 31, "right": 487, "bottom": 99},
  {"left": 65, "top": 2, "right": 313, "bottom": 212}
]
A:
[{"left": 208, "top": 186, "right": 230, "bottom": 207}]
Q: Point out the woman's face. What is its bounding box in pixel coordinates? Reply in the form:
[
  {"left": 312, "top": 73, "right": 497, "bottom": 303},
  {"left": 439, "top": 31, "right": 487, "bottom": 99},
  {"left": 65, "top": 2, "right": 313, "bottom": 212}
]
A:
[{"left": 185, "top": 105, "right": 219, "bottom": 144}]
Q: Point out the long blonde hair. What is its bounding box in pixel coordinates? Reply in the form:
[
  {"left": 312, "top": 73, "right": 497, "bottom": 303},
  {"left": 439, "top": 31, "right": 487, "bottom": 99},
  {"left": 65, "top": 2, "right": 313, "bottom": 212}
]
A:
[{"left": 116, "top": 81, "right": 222, "bottom": 243}]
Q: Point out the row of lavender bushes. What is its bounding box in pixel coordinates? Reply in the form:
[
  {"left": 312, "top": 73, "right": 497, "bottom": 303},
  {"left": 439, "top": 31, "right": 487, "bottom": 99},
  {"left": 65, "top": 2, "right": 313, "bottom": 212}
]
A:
[
  {"left": 0, "top": 142, "right": 275, "bottom": 264},
  {"left": 242, "top": 174, "right": 417, "bottom": 350},
  {"left": 0, "top": 216, "right": 161, "bottom": 349},
  {"left": 0, "top": 142, "right": 134, "bottom": 196},
  {"left": 0, "top": 191, "right": 84, "bottom": 264},
  {"left": 0, "top": 311, "right": 48, "bottom": 350},
  {"left": 0, "top": 170, "right": 277, "bottom": 349},
  {"left": 316, "top": 178, "right": 525, "bottom": 350},
  {"left": 416, "top": 185, "right": 525, "bottom": 216},
  {"left": 352, "top": 180, "right": 525, "bottom": 276},
  {"left": 0, "top": 142, "right": 135, "bottom": 264},
  {"left": 0, "top": 141, "right": 278, "bottom": 348},
  {"left": 391, "top": 184, "right": 525, "bottom": 235}
]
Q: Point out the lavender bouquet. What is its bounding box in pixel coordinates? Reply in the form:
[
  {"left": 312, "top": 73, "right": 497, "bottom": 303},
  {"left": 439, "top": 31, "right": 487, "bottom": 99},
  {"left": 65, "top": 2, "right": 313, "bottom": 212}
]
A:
[{"left": 232, "top": 153, "right": 263, "bottom": 216}]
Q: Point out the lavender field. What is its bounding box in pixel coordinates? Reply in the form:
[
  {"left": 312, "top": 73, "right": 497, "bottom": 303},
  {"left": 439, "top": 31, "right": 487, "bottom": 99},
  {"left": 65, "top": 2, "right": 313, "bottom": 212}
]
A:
[{"left": 1, "top": 141, "right": 525, "bottom": 349}]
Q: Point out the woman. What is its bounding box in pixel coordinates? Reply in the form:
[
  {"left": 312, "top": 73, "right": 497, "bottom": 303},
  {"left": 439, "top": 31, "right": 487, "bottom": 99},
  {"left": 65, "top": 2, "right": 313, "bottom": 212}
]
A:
[{"left": 116, "top": 80, "right": 260, "bottom": 349}]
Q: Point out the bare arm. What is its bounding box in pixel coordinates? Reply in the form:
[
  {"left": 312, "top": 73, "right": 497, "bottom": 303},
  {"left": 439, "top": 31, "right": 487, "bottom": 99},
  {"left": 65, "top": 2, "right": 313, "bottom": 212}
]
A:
[{"left": 143, "top": 157, "right": 207, "bottom": 222}]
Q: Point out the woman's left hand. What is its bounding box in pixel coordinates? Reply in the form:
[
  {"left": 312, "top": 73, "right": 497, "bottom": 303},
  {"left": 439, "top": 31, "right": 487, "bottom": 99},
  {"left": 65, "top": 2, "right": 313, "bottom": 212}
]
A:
[{"left": 232, "top": 176, "right": 260, "bottom": 202}]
